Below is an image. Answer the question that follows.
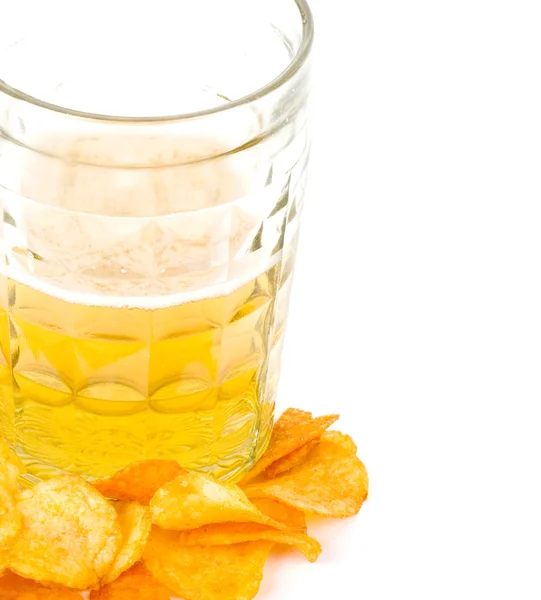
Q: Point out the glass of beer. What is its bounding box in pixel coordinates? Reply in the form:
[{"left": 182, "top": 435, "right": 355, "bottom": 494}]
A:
[{"left": 0, "top": 0, "right": 313, "bottom": 481}]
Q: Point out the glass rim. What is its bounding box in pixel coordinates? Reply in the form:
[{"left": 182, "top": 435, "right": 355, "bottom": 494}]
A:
[{"left": 0, "top": 0, "right": 313, "bottom": 124}]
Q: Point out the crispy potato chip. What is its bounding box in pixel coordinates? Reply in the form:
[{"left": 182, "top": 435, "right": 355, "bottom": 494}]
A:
[
  {"left": 0, "top": 486, "right": 21, "bottom": 553},
  {"left": 240, "top": 408, "right": 339, "bottom": 483},
  {"left": 150, "top": 471, "right": 284, "bottom": 531},
  {"left": 176, "top": 522, "right": 321, "bottom": 562},
  {"left": 0, "top": 571, "right": 82, "bottom": 599},
  {"left": 0, "top": 438, "right": 24, "bottom": 493},
  {"left": 8, "top": 474, "right": 122, "bottom": 589},
  {"left": 264, "top": 439, "right": 319, "bottom": 479},
  {"left": 102, "top": 502, "right": 152, "bottom": 585},
  {"left": 143, "top": 526, "right": 272, "bottom": 600},
  {"left": 250, "top": 498, "right": 306, "bottom": 532},
  {"left": 90, "top": 563, "right": 173, "bottom": 600},
  {"left": 321, "top": 430, "right": 358, "bottom": 454},
  {"left": 93, "top": 460, "right": 185, "bottom": 504},
  {"left": 243, "top": 435, "right": 369, "bottom": 518}
]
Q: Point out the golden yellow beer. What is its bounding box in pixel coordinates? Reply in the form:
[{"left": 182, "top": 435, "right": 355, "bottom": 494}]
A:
[{"left": 0, "top": 260, "right": 293, "bottom": 480}]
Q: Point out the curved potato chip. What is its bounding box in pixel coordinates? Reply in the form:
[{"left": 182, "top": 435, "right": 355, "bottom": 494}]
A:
[
  {"left": 240, "top": 409, "right": 339, "bottom": 483},
  {"left": 93, "top": 460, "right": 185, "bottom": 504},
  {"left": 143, "top": 526, "right": 272, "bottom": 600},
  {"left": 243, "top": 436, "right": 369, "bottom": 518},
  {"left": 8, "top": 474, "right": 122, "bottom": 589},
  {"left": 0, "top": 571, "right": 81, "bottom": 599},
  {"left": 176, "top": 522, "right": 321, "bottom": 562},
  {"left": 102, "top": 502, "right": 152, "bottom": 585},
  {"left": 0, "top": 486, "right": 21, "bottom": 553},
  {"left": 321, "top": 430, "right": 358, "bottom": 454},
  {"left": 90, "top": 563, "right": 173, "bottom": 600},
  {"left": 251, "top": 498, "right": 306, "bottom": 532},
  {"left": 264, "top": 439, "right": 319, "bottom": 479},
  {"left": 0, "top": 438, "right": 24, "bottom": 493},
  {"left": 150, "top": 471, "right": 283, "bottom": 531}
]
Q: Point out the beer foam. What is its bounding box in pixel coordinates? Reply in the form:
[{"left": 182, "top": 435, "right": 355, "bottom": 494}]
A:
[
  {"left": 0, "top": 131, "right": 290, "bottom": 308},
  {"left": 2, "top": 251, "right": 281, "bottom": 309},
  {"left": 1, "top": 147, "right": 287, "bottom": 308}
]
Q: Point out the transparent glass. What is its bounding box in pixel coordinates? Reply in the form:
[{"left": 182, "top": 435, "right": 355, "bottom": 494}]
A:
[{"left": 0, "top": 0, "right": 313, "bottom": 481}]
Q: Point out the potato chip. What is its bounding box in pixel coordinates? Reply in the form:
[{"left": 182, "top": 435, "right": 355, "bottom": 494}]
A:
[
  {"left": 251, "top": 497, "right": 306, "bottom": 532},
  {"left": 264, "top": 439, "right": 319, "bottom": 479},
  {"left": 8, "top": 474, "right": 122, "bottom": 589},
  {"left": 150, "top": 471, "right": 284, "bottom": 531},
  {"left": 176, "top": 522, "right": 321, "bottom": 562},
  {"left": 102, "top": 502, "right": 152, "bottom": 585},
  {"left": 0, "top": 571, "right": 82, "bottom": 599},
  {"left": 143, "top": 526, "right": 272, "bottom": 600},
  {"left": 93, "top": 460, "right": 185, "bottom": 504},
  {"left": 321, "top": 430, "right": 358, "bottom": 454},
  {"left": 0, "top": 486, "right": 21, "bottom": 553},
  {"left": 0, "top": 438, "right": 24, "bottom": 493},
  {"left": 243, "top": 435, "right": 369, "bottom": 518},
  {"left": 240, "top": 409, "right": 339, "bottom": 483},
  {"left": 90, "top": 563, "right": 173, "bottom": 600}
]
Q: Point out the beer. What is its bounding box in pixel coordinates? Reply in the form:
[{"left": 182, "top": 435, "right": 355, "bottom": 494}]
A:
[
  {"left": 0, "top": 259, "right": 291, "bottom": 480},
  {"left": 0, "top": 141, "right": 304, "bottom": 481}
]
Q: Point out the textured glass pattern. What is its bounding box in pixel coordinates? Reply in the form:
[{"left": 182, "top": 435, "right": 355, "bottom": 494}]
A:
[{"left": 0, "top": 133, "right": 309, "bottom": 480}]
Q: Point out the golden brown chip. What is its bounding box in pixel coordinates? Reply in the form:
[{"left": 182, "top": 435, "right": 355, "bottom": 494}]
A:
[
  {"left": 176, "top": 521, "right": 321, "bottom": 562},
  {"left": 0, "top": 486, "right": 21, "bottom": 553},
  {"left": 0, "top": 571, "right": 82, "bottom": 599},
  {"left": 321, "top": 430, "right": 358, "bottom": 454},
  {"left": 243, "top": 435, "right": 369, "bottom": 518},
  {"left": 240, "top": 408, "right": 339, "bottom": 483},
  {"left": 93, "top": 460, "right": 185, "bottom": 504},
  {"left": 102, "top": 502, "right": 152, "bottom": 585},
  {"left": 250, "top": 498, "right": 306, "bottom": 532},
  {"left": 90, "top": 563, "right": 173, "bottom": 600},
  {"left": 8, "top": 474, "right": 122, "bottom": 589},
  {"left": 143, "top": 526, "right": 272, "bottom": 600},
  {"left": 264, "top": 439, "right": 319, "bottom": 479},
  {"left": 0, "top": 438, "right": 24, "bottom": 493},
  {"left": 150, "top": 470, "right": 284, "bottom": 531}
]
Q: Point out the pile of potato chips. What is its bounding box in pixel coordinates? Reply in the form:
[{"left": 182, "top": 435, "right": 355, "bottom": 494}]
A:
[{"left": 0, "top": 409, "right": 368, "bottom": 599}]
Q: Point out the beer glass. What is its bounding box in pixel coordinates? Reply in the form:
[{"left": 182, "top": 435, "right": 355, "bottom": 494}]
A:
[{"left": 0, "top": 0, "right": 313, "bottom": 481}]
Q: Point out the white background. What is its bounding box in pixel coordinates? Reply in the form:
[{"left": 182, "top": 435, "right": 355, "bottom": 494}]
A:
[{"left": 271, "top": 0, "right": 541, "bottom": 598}]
